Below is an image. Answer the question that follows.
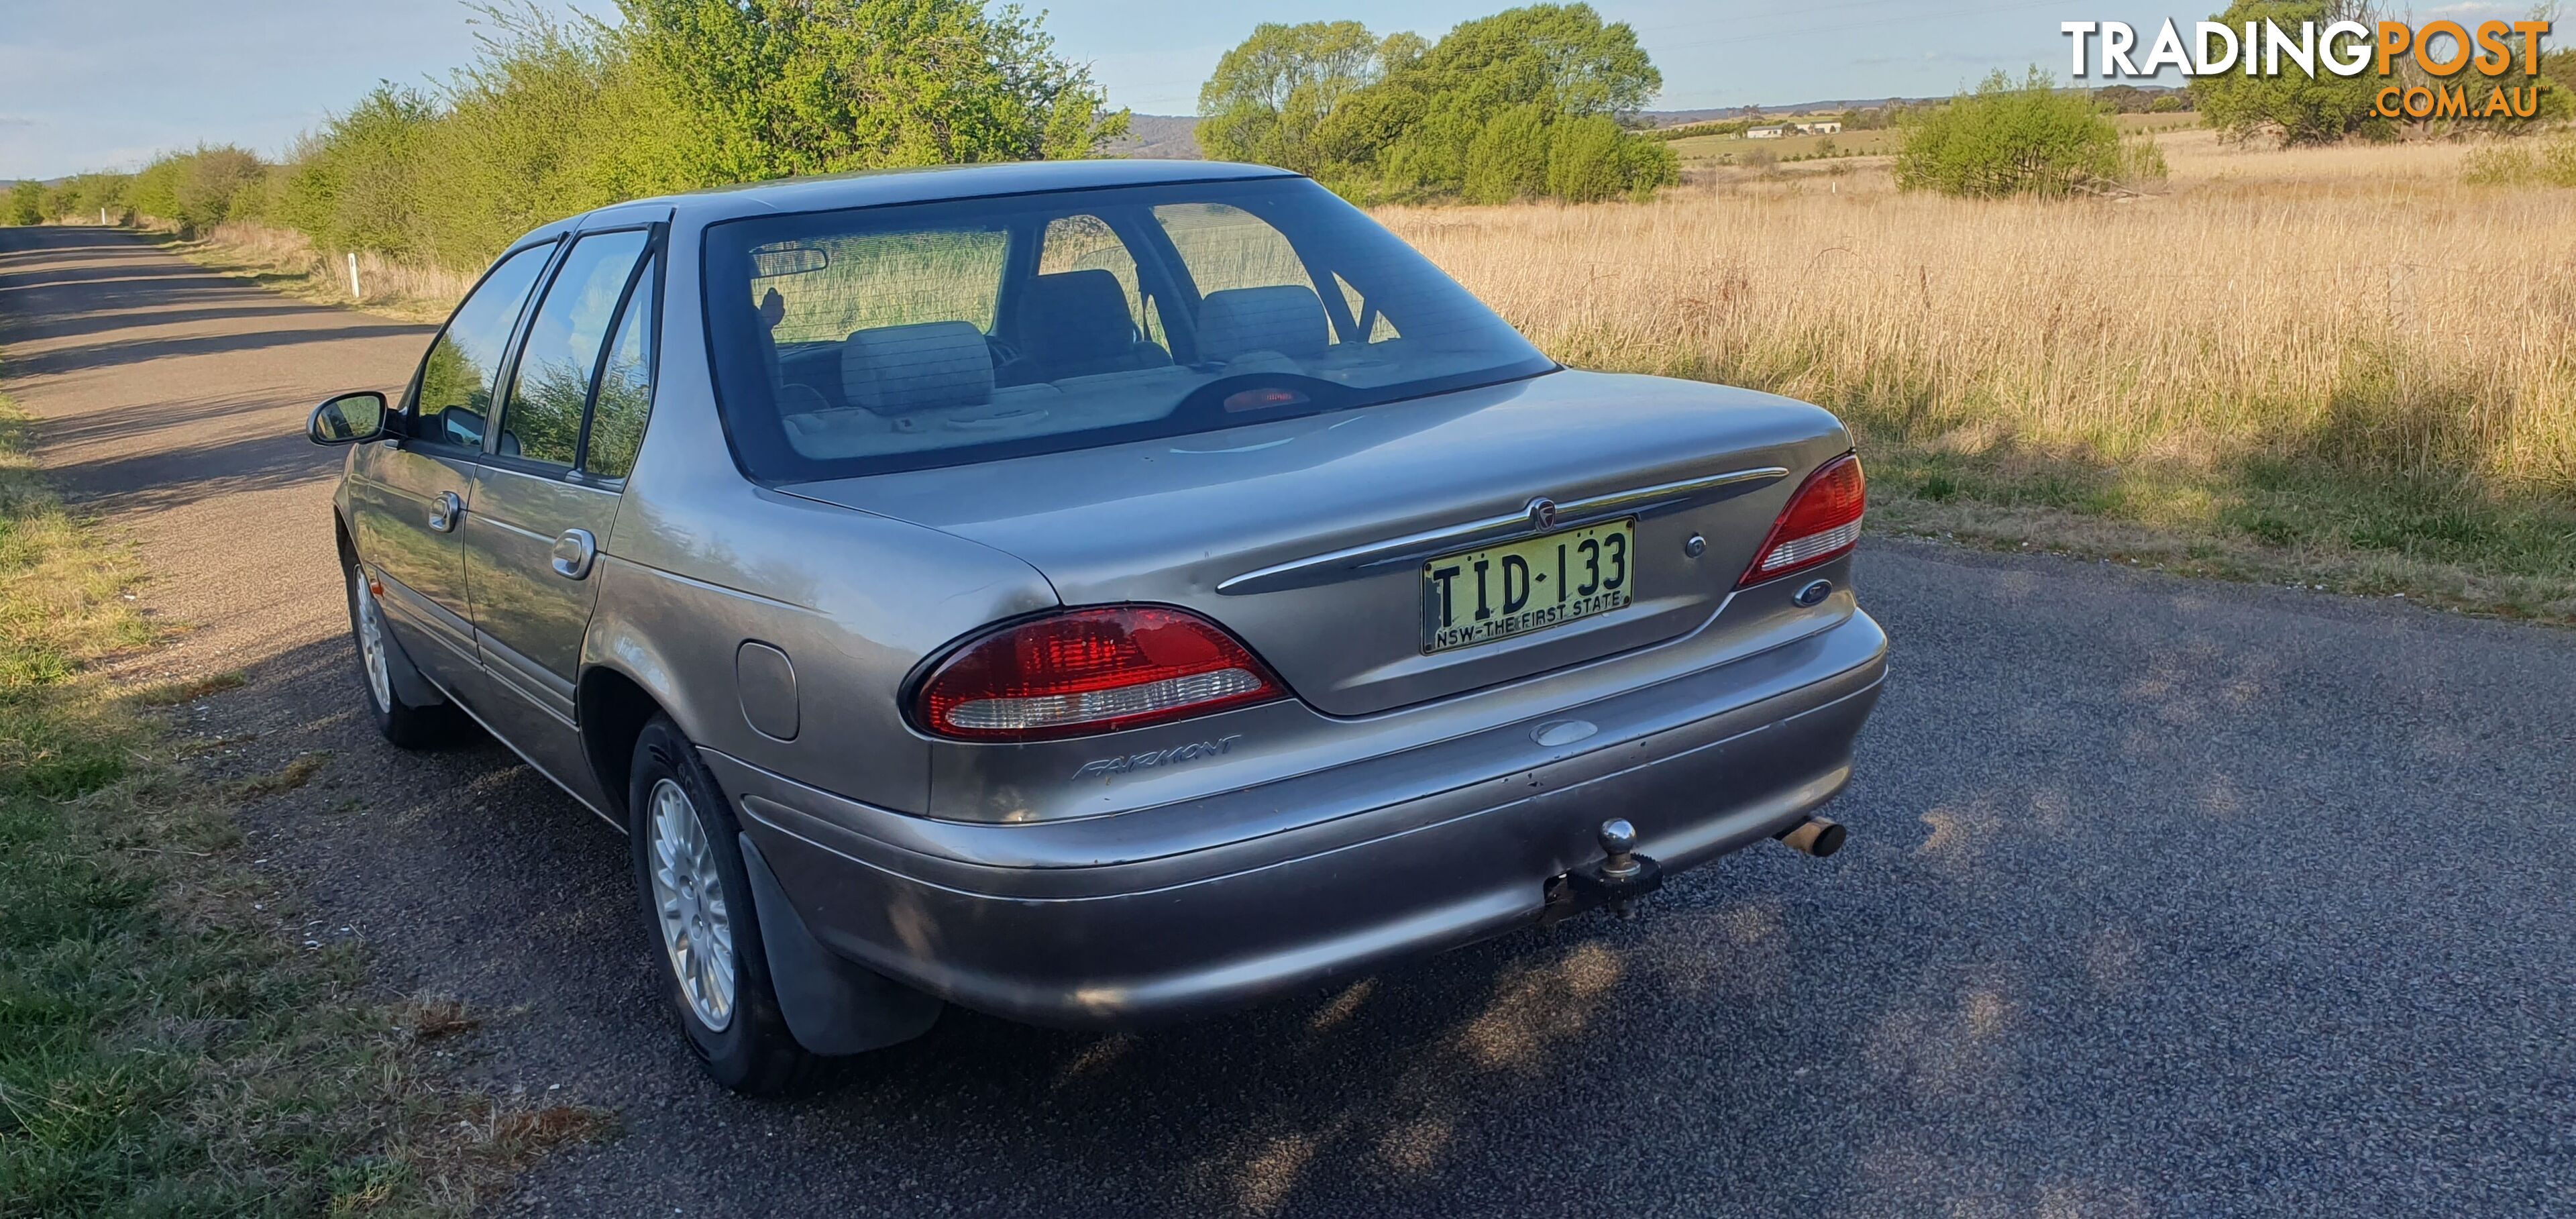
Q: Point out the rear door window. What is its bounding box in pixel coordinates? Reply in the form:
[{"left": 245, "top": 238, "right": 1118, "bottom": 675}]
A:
[{"left": 497, "top": 229, "right": 650, "bottom": 468}]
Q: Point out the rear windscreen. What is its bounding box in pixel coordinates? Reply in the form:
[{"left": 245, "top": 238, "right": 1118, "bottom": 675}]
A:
[{"left": 700, "top": 176, "right": 1554, "bottom": 482}]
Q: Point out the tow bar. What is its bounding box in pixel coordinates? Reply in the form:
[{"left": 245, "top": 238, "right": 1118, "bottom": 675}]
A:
[
  {"left": 1540, "top": 814, "right": 1851, "bottom": 928},
  {"left": 1540, "top": 819, "right": 1665, "bottom": 928}
]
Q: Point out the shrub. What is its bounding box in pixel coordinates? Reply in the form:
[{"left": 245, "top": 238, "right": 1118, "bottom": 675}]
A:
[
  {"left": 1895, "top": 69, "right": 2134, "bottom": 198},
  {"left": 1463, "top": 103, "right": 1551, "bottom": 203},
  {"left": 125, "top": 146, "right": 267, "bottom": 233},
  {"left": 2464, "top": 134, "right": 2576, "bottom": 187},
  {"left": 248, "top": 0, "right": 1122, "bottom": 271},
  {"left": 1546, "top": 114, "right": 1627, "bottom": 201},
  {"left": 47, "top": 173, "right": 131, "bottom": 222},
  {"left": 278, "top": 87, "right": 440, "bottom": 259},
  {"left": 4, "top": 182, "right": 41, "bottom": 227}
]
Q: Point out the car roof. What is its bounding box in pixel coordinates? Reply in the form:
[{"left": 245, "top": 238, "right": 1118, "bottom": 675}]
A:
[{"left": 550, "top": 160, "right": 1303, "bottom": 237}]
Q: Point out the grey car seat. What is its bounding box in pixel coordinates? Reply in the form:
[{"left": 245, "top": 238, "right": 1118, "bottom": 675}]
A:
[{"left": 1006, "top": 270, "right": 1170, "bottom": 384}]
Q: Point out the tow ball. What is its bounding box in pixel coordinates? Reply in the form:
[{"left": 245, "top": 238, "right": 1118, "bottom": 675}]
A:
[{"left": 1541, "top": 818, "right": 1666, "bottom": 928}]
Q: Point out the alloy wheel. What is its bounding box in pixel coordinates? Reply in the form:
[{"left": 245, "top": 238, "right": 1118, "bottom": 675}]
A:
[
  {"left": 647, "top": 777, "right": 737, "bottom": 1032},
  {"left": 352, "top": 568, "right": 392, "bottom": 714}
]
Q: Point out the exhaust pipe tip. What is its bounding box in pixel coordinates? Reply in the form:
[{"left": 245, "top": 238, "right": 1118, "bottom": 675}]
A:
[{"left": 1775, "top": 816, "right": 1846, "bottom": 858}]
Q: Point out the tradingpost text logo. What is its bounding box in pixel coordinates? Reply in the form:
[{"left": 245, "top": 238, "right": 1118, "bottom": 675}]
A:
[{"left": 2063, "top": 17, "right": 2554, "bottom": 120}]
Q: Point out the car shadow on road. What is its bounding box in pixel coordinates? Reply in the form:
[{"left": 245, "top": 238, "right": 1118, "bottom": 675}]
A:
[
  {"left": 8, "top": 323, "right": 432, "bottom": 378},
  {"left": 0, "top": 302, "right": 346, "bottom": 346},
  {"left": 45, "top": 423, "right": 345, "bottom": 510}
]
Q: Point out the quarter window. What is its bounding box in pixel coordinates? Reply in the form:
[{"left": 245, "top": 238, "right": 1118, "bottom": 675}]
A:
[
  {"left": 413, "top": 242, "right": 553, "bottom": 449},
  {"left": 584, "top": 260, "right": 656, "bottom": 480},
  {"left": 500, "top": 230, "right": 650, "bottom": 468}
]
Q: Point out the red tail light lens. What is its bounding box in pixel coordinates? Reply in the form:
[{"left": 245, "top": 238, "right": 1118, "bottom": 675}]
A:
[
  {"left": 915, "top": 606, "right": 1285, "bottom": 741},
  {"left": 1740, "top": 452, "right": 1866, "bottom": 587}
]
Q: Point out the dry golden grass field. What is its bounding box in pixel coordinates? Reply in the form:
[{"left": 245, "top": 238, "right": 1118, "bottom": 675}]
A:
[{"left": 1384, "top": 128, "right": 2576, "bottom": 619}]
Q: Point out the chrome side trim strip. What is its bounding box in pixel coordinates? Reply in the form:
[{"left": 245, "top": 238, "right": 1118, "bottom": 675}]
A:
[{"left": 1215, "top": 466, "right": 1788, "bottom": 596}]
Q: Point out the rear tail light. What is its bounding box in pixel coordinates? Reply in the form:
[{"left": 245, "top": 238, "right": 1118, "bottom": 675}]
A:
[
  {"left": 1740, "top": 452, "right": 1865, "bottom": 587},
  {"left": 914, "top": 606, "right": 1285, "bottom": 741}
]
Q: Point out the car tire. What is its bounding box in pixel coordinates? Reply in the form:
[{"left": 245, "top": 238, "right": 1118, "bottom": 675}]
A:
[
  {"left": 342, "top": 555, "right": 466, "bottom": 749},
  {"left": 625, "top": 713, "right": 826, "bottom": 1096}
]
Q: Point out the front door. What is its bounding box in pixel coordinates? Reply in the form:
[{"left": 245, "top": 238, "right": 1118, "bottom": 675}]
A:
[
  {"left": 462, "top": 227, "right": 658, "bottom": 737},
  {"left": 347, "top": 240, "right": 557, "bottom": 685}
]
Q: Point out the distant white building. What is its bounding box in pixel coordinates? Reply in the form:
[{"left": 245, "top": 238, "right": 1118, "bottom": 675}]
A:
[
  {"left": 1746, "top": 125, "right": 1785, "bottom": 139},
  {"left": 1809, "top": 121, "right": 1842, "bottom": 134}
]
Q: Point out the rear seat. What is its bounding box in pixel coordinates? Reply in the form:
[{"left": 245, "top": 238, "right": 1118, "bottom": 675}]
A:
[
  {"left": 782, "top": 320, "right": 1066, "bottom": 456},
  {"left": 780, "top": 288, "right": 1408, "bottom": 458}
]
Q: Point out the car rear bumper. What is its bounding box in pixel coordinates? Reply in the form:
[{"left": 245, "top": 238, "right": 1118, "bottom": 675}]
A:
[{"left": 708, "top": 608, "right": 1888, "bottom": 1030}]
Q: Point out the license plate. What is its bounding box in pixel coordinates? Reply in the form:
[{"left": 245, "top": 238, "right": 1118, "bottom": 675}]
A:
[{"left": 1421, "top": 519, "right": 1635, "bottom": 653}]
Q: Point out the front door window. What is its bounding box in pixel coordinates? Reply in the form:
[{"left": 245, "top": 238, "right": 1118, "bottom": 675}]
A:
[{"left": 413, "top": 242, "right": 555, "bottom": 449}]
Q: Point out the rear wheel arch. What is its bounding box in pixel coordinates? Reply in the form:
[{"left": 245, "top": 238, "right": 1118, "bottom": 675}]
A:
[{"left": 577, "top": 664, "right": 664, "bottom": 823}]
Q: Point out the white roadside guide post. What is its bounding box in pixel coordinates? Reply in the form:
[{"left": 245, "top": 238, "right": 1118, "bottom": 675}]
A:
[{"left": 347, "top": 252, "right": 362, "bottom": 301}]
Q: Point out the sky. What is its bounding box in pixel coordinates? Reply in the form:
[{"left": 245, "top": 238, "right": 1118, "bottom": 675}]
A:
[{"left": 0, "top": 0, "right": 2542, "bottom": 179}]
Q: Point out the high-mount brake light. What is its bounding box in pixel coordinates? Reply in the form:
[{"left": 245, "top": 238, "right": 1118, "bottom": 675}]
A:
[
  {"left": 915, "top": 606, "right": 1285, "bottom": 741},
  {"left": 1740, "top": 452, "right": 1866, "bottom": 588}
]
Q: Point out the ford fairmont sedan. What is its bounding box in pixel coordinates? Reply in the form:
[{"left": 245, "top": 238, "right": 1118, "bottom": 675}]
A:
[{"left": 307, "top": 160, "right": 1887, "bottom": 1094}]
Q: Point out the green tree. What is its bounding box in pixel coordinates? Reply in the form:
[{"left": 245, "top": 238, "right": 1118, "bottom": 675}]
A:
[
  {"left": 1896, "top": 69, "right": 2153, "bottom": 198},
  {"left": 1277, "top": 3, "right": 1674, "bottom": 203},
  {"left": 1403, "top": 1, "right": 1658, "bottom": 117},
  {"left": 2188, "top": 0, "right": 2375, "bottom": 146},
  {"left": 1196, "top": 21, "right": 1418, "bottom": 174},
  {"left": 617, "top": 0, "right": 1125, "bottom": 183}
]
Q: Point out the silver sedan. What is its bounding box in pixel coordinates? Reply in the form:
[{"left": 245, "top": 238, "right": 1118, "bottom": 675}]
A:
[{"left": 307, "top": 160, "right": 1887, "bottom": 1094}]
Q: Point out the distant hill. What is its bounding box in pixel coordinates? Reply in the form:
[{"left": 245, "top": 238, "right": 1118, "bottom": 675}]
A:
[
  {"left": 1099, "top": 106, "right": 1917, "bottom": 161},
  {"left": 1104, "top": 114, "right": 1203, "bottom": 160},
  {"left": 1109, "top": 87, "right": 2187, "bottom": 160}
]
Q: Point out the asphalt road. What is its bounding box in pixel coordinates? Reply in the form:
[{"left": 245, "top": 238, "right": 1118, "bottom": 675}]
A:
[{"left": 3, "top": 225, "right": 2571, "bottom": 1218}]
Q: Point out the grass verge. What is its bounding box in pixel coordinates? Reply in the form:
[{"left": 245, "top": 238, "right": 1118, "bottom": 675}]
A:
[
  {"left": 1860, "top": 442, "right": 2576, "bottom": 623},
  {"left": 127, "top": 222, "right": 462, "bottom": 325},
  {"left": 0, "top": 368, "right": 607, "bottom": 1215}
]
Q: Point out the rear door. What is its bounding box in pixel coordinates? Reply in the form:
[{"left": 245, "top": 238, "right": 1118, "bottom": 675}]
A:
[
  {"left": 347, "top": 240, "right": 557, "bottom": 685},
  {"left": 462, "top": 225, "right": 659, "bottom": 729}
]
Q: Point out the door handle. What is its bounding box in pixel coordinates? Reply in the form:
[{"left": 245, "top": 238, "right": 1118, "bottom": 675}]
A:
[
  {"left": 427, "top": 490, "right": 462, "bottom": 533},
  {"left": 550, "top": 528, "right": 598, "bottom": 580}
]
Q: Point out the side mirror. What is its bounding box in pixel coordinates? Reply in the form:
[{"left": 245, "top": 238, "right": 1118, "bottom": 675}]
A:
[{"left": 309, "top": 391, "right": 387, "bottom": 445}]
